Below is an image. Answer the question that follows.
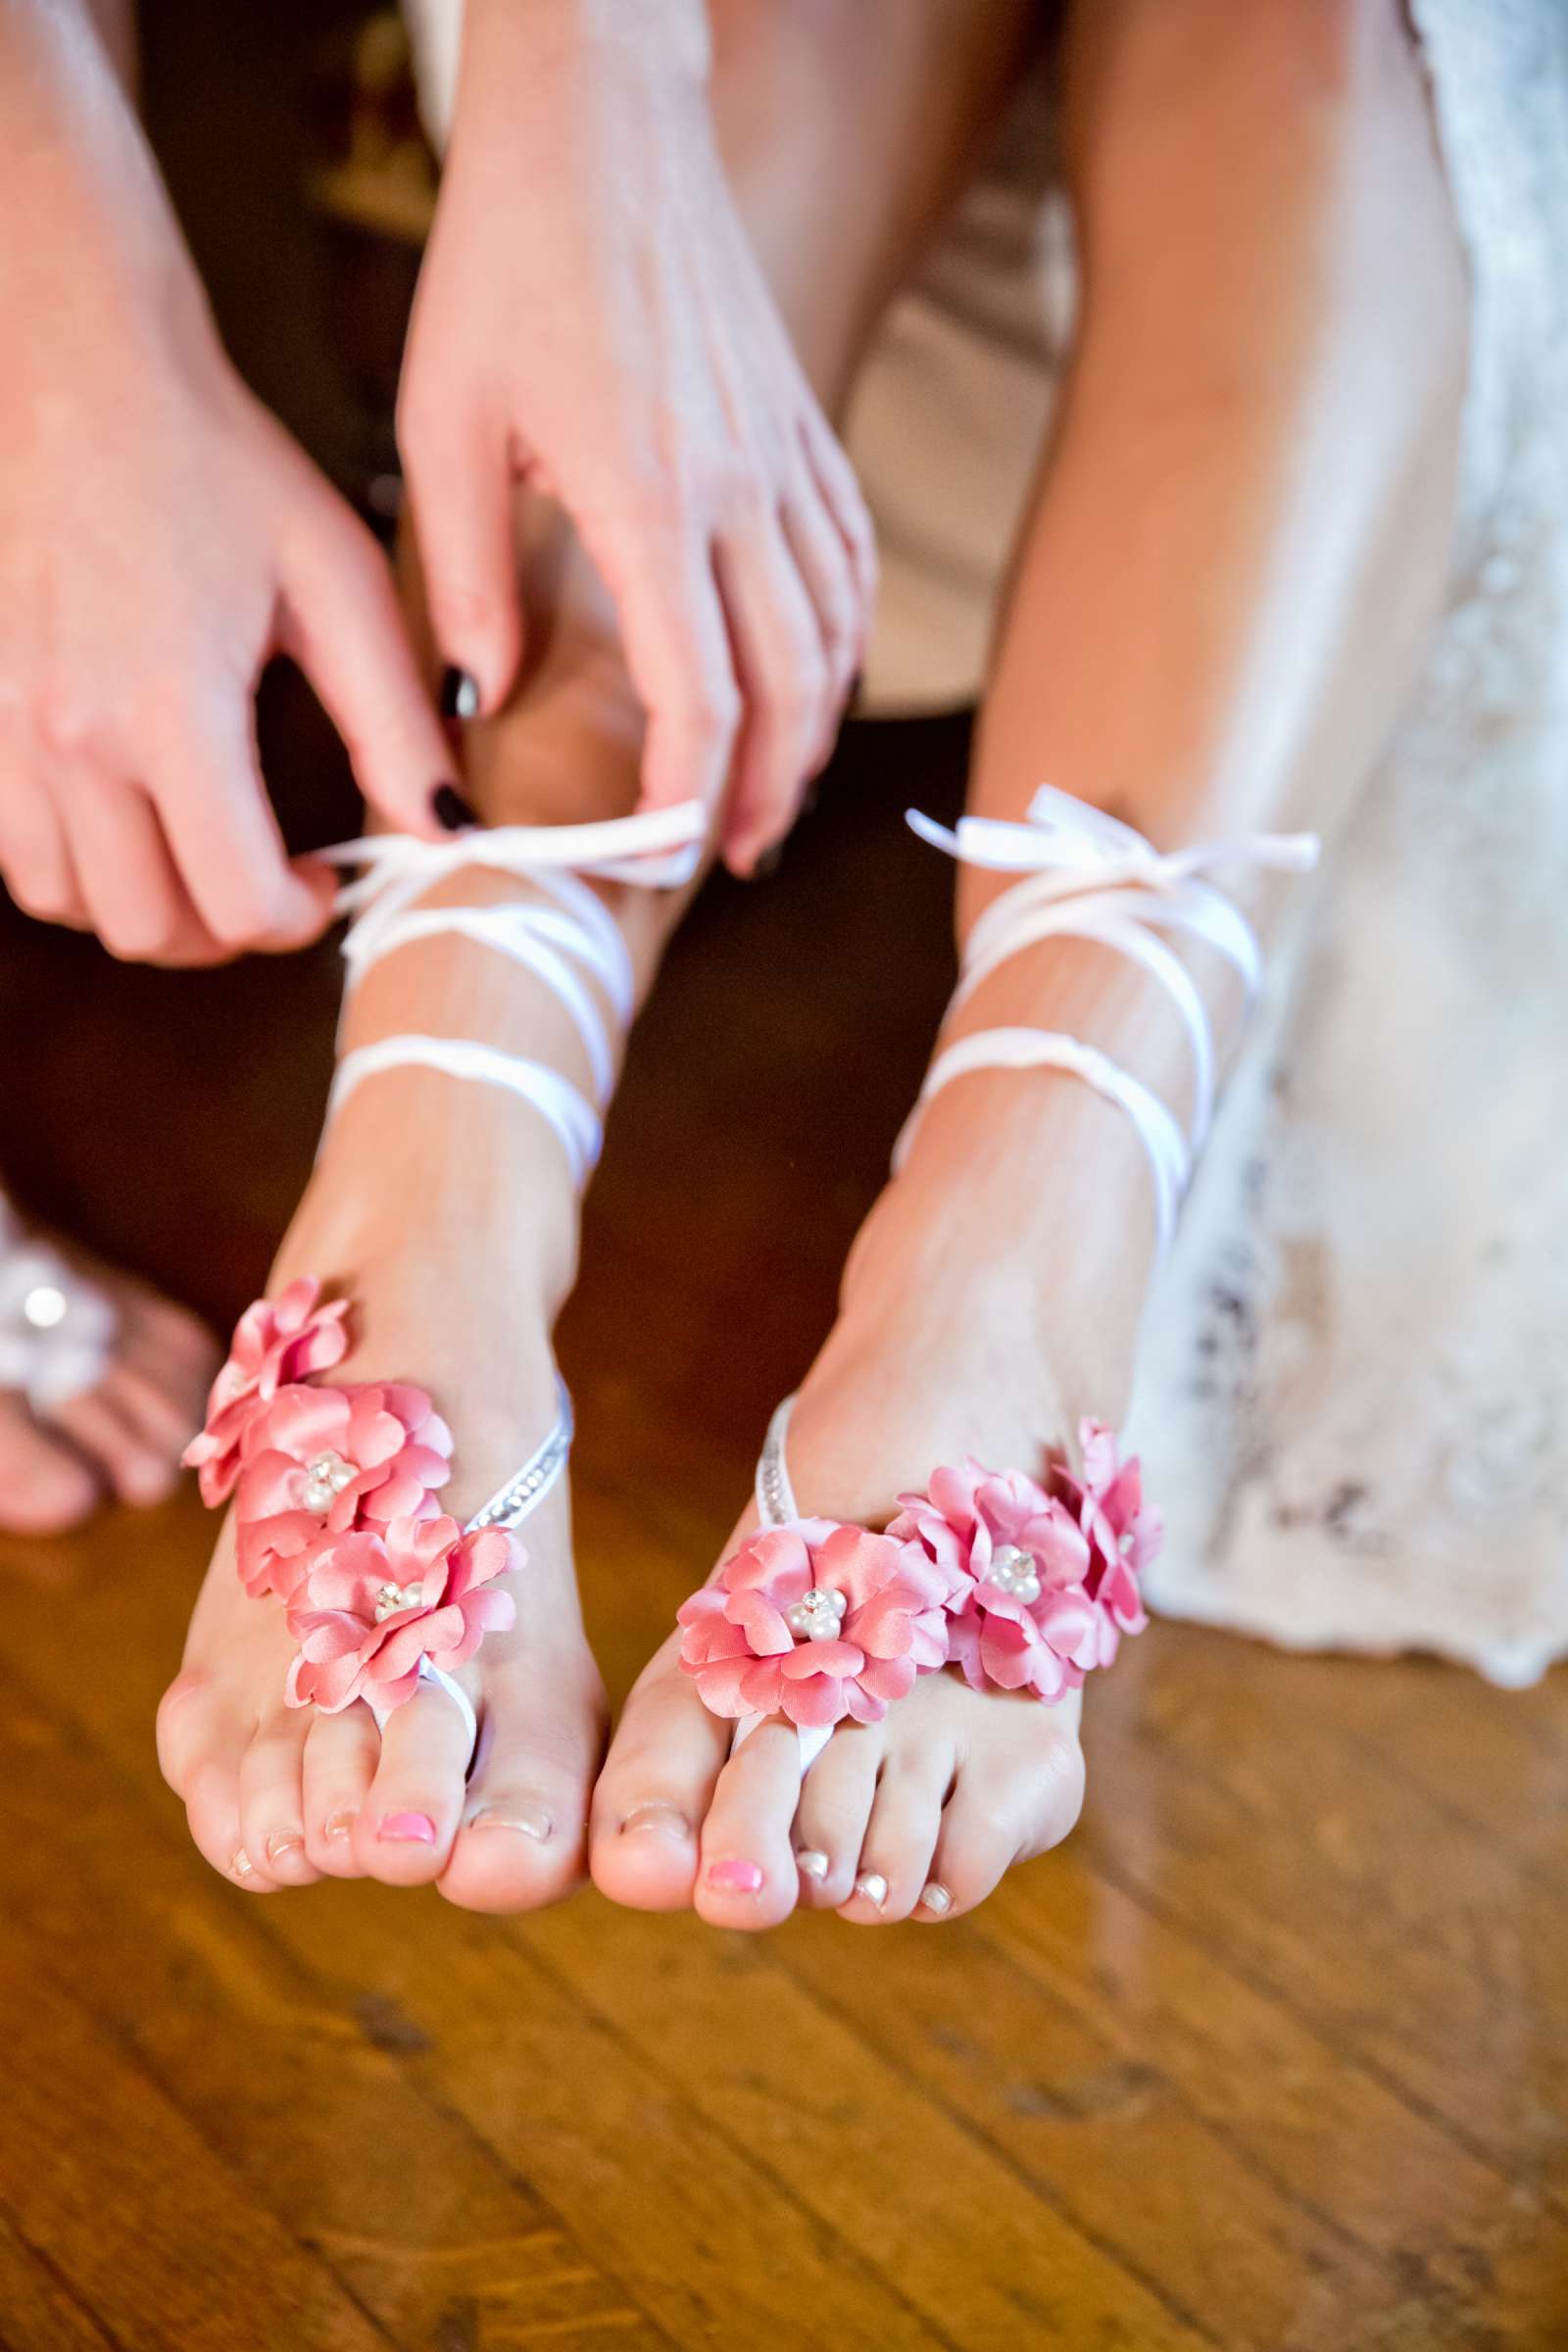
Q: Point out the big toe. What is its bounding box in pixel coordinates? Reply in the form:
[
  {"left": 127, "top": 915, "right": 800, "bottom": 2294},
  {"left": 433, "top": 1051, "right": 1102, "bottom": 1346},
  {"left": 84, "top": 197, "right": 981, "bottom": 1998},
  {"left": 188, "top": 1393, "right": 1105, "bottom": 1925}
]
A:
[
  {"left": 440, "top": 1646, "right": 607, "bottom": 1915},
  {"left": 591, "top": 1635, "right": 729, "bottom": 1912}
]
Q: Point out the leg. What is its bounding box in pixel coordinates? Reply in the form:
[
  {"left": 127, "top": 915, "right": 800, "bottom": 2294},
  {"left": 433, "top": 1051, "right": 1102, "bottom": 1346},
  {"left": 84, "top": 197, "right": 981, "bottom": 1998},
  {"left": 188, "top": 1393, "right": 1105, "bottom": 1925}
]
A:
[
  {"left": 594, "top": 0, "right": 1468, "bottom": 1927},
  {"left": 157, "top": 0, "right": 1033, "bottom": 1905}
]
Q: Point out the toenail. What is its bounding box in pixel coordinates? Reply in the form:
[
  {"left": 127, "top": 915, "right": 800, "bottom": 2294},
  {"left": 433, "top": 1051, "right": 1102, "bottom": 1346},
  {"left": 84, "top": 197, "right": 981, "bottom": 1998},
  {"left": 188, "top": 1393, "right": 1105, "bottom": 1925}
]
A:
[
  {"left": 379, "top": 1811, "right": 437, "bottom": 1844},
  {"left": 323, "top": 1809, "right": 357, "bottom": 1842},
  {"left": 706, "top": 1858, "right": 764, "bottom": 1894},
  {"left": 266, "top": 1830, "right": 305, "bottom": 1867},
  {"left": 622, "top": 1802, "right": 690, "bottom": 1841},
  {"left": 919, "top": 1881, "right": 953, "bottom": 1916},
  {"left": 230, "top": 1848, "right": 254, "bottom": 1880},
  {"left": 466, "top": 1802, "right": 552, "bottom": 1841},
  {"left": 796, "top": 1848, "right": 831, "bottom": 1882},
  {"left": 854, "top": 1870, "right": 889, "bottom": 1910}
]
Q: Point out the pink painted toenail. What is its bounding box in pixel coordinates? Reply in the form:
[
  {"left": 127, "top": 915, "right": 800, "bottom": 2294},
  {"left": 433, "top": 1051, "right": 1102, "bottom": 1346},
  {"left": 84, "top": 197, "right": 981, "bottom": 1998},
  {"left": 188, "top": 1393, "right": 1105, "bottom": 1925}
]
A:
[
  {"left": 379, "top": 1811, "right": 436, "bottom": 1844},
  {"left": 466, "top": 1803, "right": 552, "bottom": 1841},
  {"left": 622, "top": 1802, "right": 690, "bottom": 1841},
  {"left": 706, "top": 1858, "right": 764, "bottom": 1894}
]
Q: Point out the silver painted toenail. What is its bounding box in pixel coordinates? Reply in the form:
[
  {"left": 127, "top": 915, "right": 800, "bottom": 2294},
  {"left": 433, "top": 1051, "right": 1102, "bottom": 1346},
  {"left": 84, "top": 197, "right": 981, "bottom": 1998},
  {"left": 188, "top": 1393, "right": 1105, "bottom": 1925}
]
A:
[
  {"left": 854, "top": 1870, "right": 889, "bottom": 1910},
  {"left": 621, "top": 1802, "right": 690, "bottom": 1840},
  {"left": 920, "top": 1881, "right": 953, "bottom": 1916},
  {"left": 466, "top": 1802, "right": 553, "bottom": 1842},
  {"left": 322, "top": 1810, "right": 356, "bottom": 1842},
  {"left": 265, "top": 1830, "right": 305, "bottom": 1867},
  {"left": 230, "top": 1848, "right": 254, "bottom": 1880},
  {"left": 796, "top": 1848, "right": 831, "bottom": 1882}
]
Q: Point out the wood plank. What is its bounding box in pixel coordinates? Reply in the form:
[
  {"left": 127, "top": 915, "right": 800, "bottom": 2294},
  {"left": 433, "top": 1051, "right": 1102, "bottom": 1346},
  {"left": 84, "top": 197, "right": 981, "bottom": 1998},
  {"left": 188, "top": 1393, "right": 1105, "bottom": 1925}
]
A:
[
  {"left": 525, "top": 1900, "right": 1212, "bottom": 2352},
  {"left": 0, "top": 1936, "right": 384, "bottom": 2352},
  {"left": 0, "top": 2213, "right": 116, "bottom": 2352},
  {"left": 0, "top": 1670, "right": 666, "bottom": 2352}
]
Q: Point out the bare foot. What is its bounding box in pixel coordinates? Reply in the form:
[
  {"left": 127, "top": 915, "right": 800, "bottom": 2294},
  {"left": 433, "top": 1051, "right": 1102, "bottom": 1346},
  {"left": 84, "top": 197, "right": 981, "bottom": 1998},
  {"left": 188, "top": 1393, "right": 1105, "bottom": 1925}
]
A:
[
  {"left": 0, "top": 1213, "right": 217, "bottom": 1534},
  {"left": 590, "top": 1115, "right": 1106, "bottom": 1930}
]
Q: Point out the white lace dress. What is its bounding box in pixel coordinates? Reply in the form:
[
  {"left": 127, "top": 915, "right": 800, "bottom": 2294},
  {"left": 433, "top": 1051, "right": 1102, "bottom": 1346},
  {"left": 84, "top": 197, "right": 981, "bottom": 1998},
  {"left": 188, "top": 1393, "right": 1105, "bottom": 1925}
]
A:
[{"left": 848, "top": 1, "right": 1568, "bottom": 1686}]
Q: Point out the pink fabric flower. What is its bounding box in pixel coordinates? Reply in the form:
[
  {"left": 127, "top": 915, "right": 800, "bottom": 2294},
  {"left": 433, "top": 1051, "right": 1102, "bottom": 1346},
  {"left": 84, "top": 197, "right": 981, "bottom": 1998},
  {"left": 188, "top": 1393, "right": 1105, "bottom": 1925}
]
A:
[
  {"left": 678, "top": 1518, "right": 956, "bottom": 1732},
  {"left": 232, "top": 1381, "right": 454, "bottom": 1601},
  {"left": 284, "top": 1514, "right": 517, "bottom": 1716},
  {"left": 1070, "top": 1419, "right": 1161, "bottom": 1663},
  {"left": 894, "top": 1458, "right": 1098, "bottom": 1703},
  {"left": 182, "top": 1279, "right": 350, "bottom": 1505}
]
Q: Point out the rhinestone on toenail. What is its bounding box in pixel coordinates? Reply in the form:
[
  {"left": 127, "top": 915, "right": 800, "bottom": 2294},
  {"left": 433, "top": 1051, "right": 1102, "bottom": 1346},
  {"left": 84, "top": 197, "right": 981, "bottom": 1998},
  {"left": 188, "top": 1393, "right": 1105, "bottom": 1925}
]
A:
[
  {"left": 786, "top": 1587, "right": 849, "bottom": 1642},
  {"left": 989, "top": 1544, "right": 1042, "bottom": 1605},
  {"left": 298, "top": 1448, "right": 358, "bottom": 1515},
  {"left": 374, "top": 1578, "right": 425, "bottom": 1621},
  {"left": 22, "top": 1283, "right": 68, "bottom": 1330}
]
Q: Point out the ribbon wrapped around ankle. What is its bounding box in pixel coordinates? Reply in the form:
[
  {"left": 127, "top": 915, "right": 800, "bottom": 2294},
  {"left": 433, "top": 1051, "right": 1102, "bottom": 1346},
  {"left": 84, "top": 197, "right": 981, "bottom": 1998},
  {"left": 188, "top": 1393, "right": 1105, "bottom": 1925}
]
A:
[
  {"left": 906, "top": 784, "right": 1320, "bottom": 897},
  {"left": 677, "top": 1396, "right": 1162, "bottom": 1791}
]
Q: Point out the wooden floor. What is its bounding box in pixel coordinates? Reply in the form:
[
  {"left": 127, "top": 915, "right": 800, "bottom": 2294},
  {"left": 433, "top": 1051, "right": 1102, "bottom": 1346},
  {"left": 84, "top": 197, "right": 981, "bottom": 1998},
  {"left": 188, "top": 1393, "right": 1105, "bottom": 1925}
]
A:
[{"left": 0, "top": 704, "right": 1564, "bottom": 2352}]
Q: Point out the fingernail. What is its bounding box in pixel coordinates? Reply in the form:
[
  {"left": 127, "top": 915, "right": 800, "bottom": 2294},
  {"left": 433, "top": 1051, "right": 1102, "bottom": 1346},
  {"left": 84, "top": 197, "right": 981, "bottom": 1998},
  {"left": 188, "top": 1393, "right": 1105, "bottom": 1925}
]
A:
[
  {"left": 796, "top": 1848, "right": 831, "bottom": 1883},
  {"left": 621, "top": 1801, "right": 690, "bottom": 1841},
  {"left": 706, "top": 1857, "right": 764, "bottom": 1894},
  {"left": 854, "top": 1870, "right": 889, "bottom": 1910},
  {"left": 750, "top": 844, "right": 784, "bottom": 881},
  {"left": 230, "top": 1848, "right": 254, "bottom": 1880},
  {"left": 322, "top": 1809, "right": 357, "bottom": 1842},
  {"left": 266, "top": 1829, "right": 306, "bottom": 1868},
  {"left": 919, "top": 1881, "right": 953, "bottom": 1916},
  {"left": 466, "top": 1802, "right": 552, "bottom": 1842},
  {"left": 440, "top": 665, "right": 481, "bottom": 721},
  {"left": 431, "top": 782, "right": 477, "bottom": 832},
  {"left": 379, "top": 1811, "right": 436, "bottom": 1844}
]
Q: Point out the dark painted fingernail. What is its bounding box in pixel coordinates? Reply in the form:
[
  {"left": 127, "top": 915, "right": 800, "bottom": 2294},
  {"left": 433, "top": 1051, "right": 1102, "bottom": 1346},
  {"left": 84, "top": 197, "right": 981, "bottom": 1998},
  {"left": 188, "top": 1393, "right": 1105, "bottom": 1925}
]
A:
[
  {"left": 751, "top": 845, "right": 784, "bottom": 881},
  {"left": 431, "top": 783, "right": 477, "bottom": 833},
  {"left": 440, "top": 665, "right": 481, "bottom": 721}
]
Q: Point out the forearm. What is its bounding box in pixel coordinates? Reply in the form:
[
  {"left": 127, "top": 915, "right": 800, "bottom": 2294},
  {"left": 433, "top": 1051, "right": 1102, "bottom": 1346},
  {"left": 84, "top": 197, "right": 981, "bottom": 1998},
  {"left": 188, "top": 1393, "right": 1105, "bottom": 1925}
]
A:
[
  {"left": 906, "top": 0, "right": 1468, "bottom": 1410},
  {"left": 0, "top": 0, "right": 198, "bottom": 342}
]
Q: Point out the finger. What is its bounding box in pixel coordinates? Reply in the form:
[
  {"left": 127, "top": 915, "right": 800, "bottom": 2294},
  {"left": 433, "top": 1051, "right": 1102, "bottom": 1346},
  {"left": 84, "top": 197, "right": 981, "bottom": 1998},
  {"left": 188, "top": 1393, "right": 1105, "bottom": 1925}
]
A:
[
  {"left": 0, "top": 760, "right": 90, "bottom": 929},
  {"left": 801, "top": 408, "right": 878, "bottom": 623},
  {"left": 576, "top": 514, "right": 740, "bottom": 824},
  {"left": 713, "top": 518, "right": 830, "bottom": 877},
  {"left": 277, "top": 498, "right": 459, "bottom": 841},
  {"left": 397, "top": 383, "right": 524, "bottom": 720},
  {"left": 149, "top": 702, "right": 333, "bottom": 954},
  {"left": 779, "top": 484, "right": 862, "bottom": 764},
  {"left": 56, "top": 770, "right": 191, "bottom": 962}
]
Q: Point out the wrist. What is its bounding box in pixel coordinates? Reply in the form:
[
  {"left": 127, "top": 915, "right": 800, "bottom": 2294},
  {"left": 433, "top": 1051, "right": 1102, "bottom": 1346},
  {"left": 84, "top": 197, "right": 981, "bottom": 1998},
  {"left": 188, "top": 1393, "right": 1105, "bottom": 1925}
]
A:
[{"left": 461, "top": 0, "right": 711, "bottom": 86}]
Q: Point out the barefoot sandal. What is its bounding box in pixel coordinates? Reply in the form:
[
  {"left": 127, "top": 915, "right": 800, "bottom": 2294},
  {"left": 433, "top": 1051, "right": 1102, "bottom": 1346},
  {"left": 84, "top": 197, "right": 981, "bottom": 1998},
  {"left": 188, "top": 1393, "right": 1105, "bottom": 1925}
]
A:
[
  {"left": 0, "top": 1196, "right": 117, "bottom": 1410},
  {"left": 185, "top": 797, "right": 707, "bottom": 1760},
  {"left": 677, "top": 785, "right": 1320, "bottom": 1781}
]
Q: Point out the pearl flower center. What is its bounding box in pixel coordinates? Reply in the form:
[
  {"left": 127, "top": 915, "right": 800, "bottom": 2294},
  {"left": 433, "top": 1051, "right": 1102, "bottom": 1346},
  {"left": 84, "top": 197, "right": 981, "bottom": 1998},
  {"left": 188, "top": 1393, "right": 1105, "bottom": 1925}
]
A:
[
  {"left": 786, "top": 1586, "right": 849, "bottom": 1642},
  {"left": 374, "top": 1579, "right": 424, "bottom": 1622},
  {"left": 298, "top": 1448, "right": 357, "bottom": 1514},
  {"left": 988, "top": 1544, "right": 1042, "bottom": 1604}
]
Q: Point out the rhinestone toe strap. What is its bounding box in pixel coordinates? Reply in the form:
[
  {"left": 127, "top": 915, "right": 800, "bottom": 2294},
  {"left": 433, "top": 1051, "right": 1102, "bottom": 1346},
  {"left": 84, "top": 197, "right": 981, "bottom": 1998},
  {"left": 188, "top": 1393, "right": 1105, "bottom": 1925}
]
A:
[
  {"left": 183, "top": 1279, "right": 570, "bottom": 1754},
  {"left": 679, "top": 1394, "right": 1161, "bottom": 1777}
]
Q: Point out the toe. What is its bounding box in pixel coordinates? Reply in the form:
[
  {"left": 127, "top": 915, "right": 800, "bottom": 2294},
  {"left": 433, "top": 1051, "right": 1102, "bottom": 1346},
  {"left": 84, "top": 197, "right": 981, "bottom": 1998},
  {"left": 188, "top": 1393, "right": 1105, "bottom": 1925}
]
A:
[
  {"left": 921, "top": 1702, "right": 1084, "bottom": 1922},
  {"left": 838, "top": 1732, "right": 952, "bottom": 1926},
  {"left": 184, "top": 1742, "right": 280, "bottom": 1894},
  {"left": 439, "top": 1650, "right": 605, "bottom": 1915},
  {"left": 353, "top": 1680, "right": 472, "bottom": 1885},
  {"left": 792, "top": 1722, "right": 882, "bottom": 1909},
  {"left": 301, "top": 1704, "right": 380, "bottom": 1876},
  {"left": 98, "top": 1355, "right": 203, "bottom": 1468},
  {"left": 695, "top": 1719, "right": 808, "bottom": 1932},
  {"left": 238, "top": 1704, "right": 321, "bottom": 1887},
  {"left": 0, "top": 1397, "right": 98, "bottom": 1534},
  {"left": 49, "top": 1389, "right": 175, "bottom": 1509},
  {"left": 591, "top": 1634, "right": 729, "bottom": 1912}
]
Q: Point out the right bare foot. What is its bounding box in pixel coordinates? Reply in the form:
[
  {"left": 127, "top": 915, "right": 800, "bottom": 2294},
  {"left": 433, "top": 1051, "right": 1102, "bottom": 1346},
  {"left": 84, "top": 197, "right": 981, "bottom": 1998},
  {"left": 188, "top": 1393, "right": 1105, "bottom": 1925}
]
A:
[{"left": 0, "top": 1208, "right": 217, "bottom": 1534}]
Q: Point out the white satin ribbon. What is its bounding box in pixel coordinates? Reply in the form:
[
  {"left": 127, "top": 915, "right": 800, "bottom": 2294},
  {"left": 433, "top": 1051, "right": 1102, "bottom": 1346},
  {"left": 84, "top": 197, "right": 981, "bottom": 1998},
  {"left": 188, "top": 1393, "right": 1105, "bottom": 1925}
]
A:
[
  {"left": 0, "top": 1204, "right": 117, "bottom": 1409},
  {"left": 732, "top": 1395, "right": 835, "bottom": 1775}
]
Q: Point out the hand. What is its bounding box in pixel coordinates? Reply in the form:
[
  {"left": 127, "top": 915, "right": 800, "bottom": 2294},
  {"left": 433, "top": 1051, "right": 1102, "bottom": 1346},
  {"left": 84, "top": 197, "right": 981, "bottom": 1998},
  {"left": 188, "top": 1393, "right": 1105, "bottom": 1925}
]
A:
[
  {"left": 0, "top": 8, "right": 456, "bottom": 963},
  {"left": 398, "top": 0, "right": 875, "bottom": 877}
]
